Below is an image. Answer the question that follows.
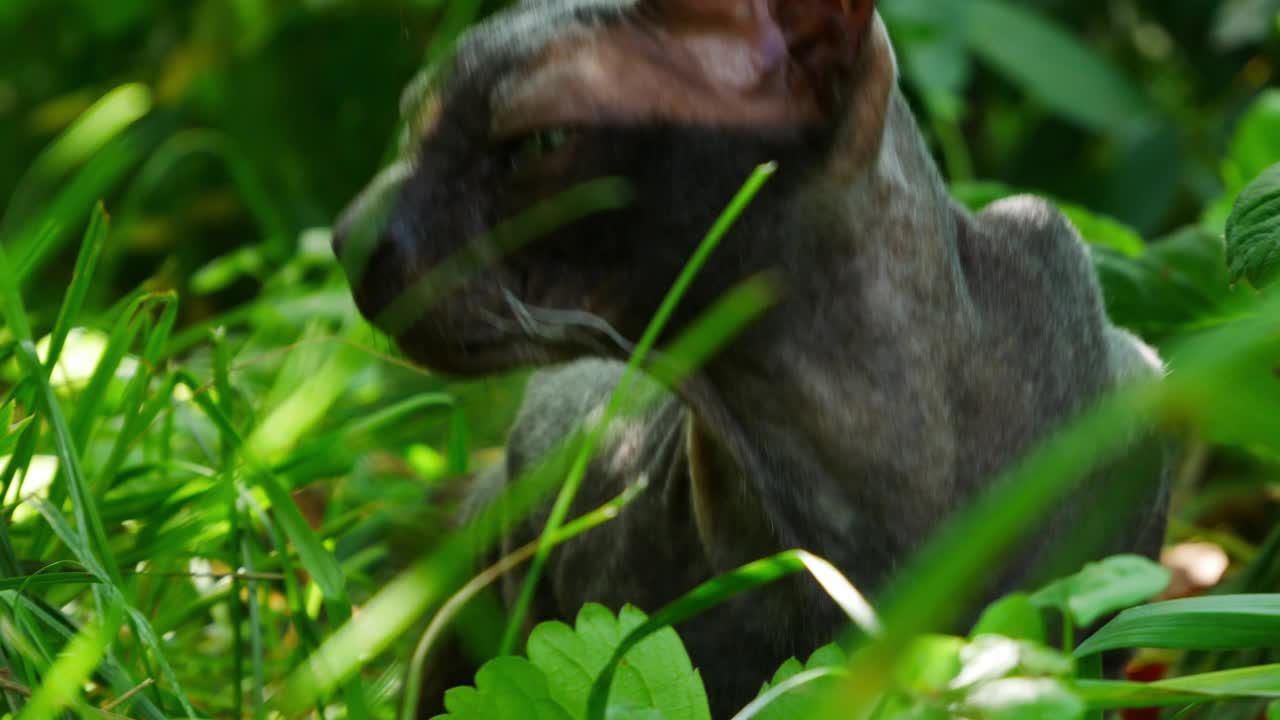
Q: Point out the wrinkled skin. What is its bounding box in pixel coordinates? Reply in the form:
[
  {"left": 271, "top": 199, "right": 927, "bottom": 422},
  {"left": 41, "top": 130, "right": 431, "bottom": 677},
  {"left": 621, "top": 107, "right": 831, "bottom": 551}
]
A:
[{"left": 334, "top": 1, "right": 1171, "bottom": 716}]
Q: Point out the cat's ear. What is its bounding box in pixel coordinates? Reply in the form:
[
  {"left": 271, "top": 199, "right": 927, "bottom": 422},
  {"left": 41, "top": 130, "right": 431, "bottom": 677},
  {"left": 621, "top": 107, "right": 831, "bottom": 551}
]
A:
[
  {"left": 639, "top": 0, "right": 879, "bottom": 109},
  {"left": 491, "top": 0, "right": 884, "bottom": 134}
]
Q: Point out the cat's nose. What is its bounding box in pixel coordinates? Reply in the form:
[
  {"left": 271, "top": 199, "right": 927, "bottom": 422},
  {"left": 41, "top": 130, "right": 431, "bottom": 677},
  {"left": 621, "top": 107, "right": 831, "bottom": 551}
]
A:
[{"left": 332, "top": 161, "right": 414, "bottom": 265}]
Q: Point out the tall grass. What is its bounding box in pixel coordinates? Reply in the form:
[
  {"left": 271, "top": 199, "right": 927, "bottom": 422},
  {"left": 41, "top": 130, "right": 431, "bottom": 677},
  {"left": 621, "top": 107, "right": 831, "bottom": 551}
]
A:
[{"left": 0, "top": 3, "right": 1277, "bottom": 719}]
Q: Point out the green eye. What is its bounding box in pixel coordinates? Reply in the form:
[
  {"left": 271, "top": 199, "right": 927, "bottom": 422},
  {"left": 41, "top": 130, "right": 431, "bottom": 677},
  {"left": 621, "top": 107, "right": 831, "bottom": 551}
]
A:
[{"left": 506, "top": 128, "right": 574, "bottom": 172}]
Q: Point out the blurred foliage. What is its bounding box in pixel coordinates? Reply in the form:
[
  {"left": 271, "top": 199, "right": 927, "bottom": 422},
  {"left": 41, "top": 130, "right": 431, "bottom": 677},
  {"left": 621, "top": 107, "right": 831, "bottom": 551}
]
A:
[
  {"left": 0, "top": 0, "right": 1275, "bottom": 320},
  {"left": 0, "top": 0, "right": 1279, "bottom": 719}
]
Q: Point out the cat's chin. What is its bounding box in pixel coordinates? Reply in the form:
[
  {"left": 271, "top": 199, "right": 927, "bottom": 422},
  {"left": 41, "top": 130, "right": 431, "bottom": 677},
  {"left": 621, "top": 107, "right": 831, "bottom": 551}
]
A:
[{"left": 393, "top": 333, "right": 570, "bottom": 377}]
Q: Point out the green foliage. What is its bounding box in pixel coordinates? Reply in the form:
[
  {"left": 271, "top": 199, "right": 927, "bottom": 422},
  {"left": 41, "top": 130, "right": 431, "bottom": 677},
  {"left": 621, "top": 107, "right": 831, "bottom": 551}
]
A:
[
  {"left": 1226, "top": 162, "right": 1280, "bottom": 287},
  {"left": 748, "top": 644, "right": 849, "bottom": 720},
  {"left": 1030, "top": 555, "right": 1171, "bottom": 628},
  {"left": 437, "top": 604, "right": 710, "bottom": 720},
  {"left": 1076, "top": 595, "right": 1280, "bottom": 657},
  {"left": 0, "top": 1, "right": 1278, "bottom": 719},
  {"left": 438, "top": 657, "right": 574, "bottom": 720}
]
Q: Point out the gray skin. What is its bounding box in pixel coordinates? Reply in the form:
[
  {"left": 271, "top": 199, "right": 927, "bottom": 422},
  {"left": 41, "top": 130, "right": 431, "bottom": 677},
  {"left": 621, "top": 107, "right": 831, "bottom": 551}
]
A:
[{"left": 334, "top": 1, "right": 1171, "bottom": 716}]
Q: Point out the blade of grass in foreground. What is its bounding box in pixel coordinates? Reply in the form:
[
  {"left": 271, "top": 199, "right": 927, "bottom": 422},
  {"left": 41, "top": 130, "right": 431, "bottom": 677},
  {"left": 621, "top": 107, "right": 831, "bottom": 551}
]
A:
[
  {"left": 2, "top": 83, "right": 151, "bottom": 239},
  {"left": 500, "top": 162, "right": 778, "bottom": 655},
  {"left": 16, "top": 604, "right": 122, "bottom": 720},
  {"left": 10, "top": 136, "right": 148, "bottom": 285}
]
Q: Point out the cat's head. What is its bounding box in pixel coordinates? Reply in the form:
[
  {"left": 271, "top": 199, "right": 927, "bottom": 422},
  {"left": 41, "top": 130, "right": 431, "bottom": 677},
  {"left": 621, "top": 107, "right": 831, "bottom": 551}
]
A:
[{"left": 334, "top": 0, "right": 890, "bottom": 376}]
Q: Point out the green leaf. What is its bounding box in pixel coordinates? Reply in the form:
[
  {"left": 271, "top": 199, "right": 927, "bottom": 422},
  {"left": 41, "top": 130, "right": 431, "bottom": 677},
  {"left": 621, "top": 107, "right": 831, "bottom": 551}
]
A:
[
  {"left": 971, "top": 594, "right": 1048, "bottom": 644},
  {"left": 1075, "top": 594, "right": 1280, "bottom": 657},
  {"left": 42, "top": 204, "right": 107, "bottom": 373},
  {"left": 1224, "top": 91, "right": 1280, "bottom": 194},
  {"left": 1206, "top": 89, "right": 1280, "bottom": 232},
  {"left": 585, "top": 550, "right": 853, "bottom": 720},
  {"left": 1030, "top": 555, "right": 1170, "bottom": 627},
  {"left": 605, "top": 708, "right": 666, "bottom": 720},
  {"left": 1226, "top": 162, "right": 1280, "bottom": 288},
  {"left": 1057, "top": 204, "right": 1145, "bottom": 258},
  {"left": 434, "top": 656, "right": 574, "bottom": 720},
  {"left": 18, "top": 603, "right": 122, "bottom": 720},
  {"left": 748, "top": 644, "right": 850, "bottom": 720},
  {"left": 526, "top": 604, "right": 710, "bottom": 720},
  {"left": 0, "top": 572, "right": 98, "bottom": 591},
  {"left": 2, "top": 83, "right": 151, "bottom": 239},
  {"left": 958, "top": 677, "right": 1085, "bottom": 720},
  {"left": 1094, "top": 227, "right": 1241, "bottom": 338},
  {"left": 0, "top": 406, "right": 34, "bottom": 458},
  {"left": 951, "top": 636, "right": 1075, "bottom": 691},
  {"left": 894, "top": 636, "right": 965, "bottom": 695},
  {"left": 1073, "top": 664, "right": 1280, "bottom": 709},
  {"left": 962, "top": 0, "right": 1145, "bottom": 130}
]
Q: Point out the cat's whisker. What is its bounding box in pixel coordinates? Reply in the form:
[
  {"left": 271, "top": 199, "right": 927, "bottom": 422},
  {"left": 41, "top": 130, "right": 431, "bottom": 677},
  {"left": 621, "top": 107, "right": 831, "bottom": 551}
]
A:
[{"left": 501, "top": 288, "right": 634, "bottom": 355}]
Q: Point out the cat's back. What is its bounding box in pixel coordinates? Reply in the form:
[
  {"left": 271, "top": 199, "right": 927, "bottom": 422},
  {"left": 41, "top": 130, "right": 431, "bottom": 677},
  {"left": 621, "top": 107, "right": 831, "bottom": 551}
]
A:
[{"left": 949, "top": 196, "right": 1126, "bottom": 484}]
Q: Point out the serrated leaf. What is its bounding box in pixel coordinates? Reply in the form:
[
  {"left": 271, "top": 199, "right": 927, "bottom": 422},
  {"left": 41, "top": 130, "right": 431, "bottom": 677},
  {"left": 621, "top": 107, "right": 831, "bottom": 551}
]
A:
[
  {"left": 434, "top": 656, "right": 574, "bottom": 720},
  {"left": 749, "top": 644, "right": 850, "bottom": 720},
  {"left": 526, "top": 604, "right": 709, "bottom": 720},
  {"left": 764, "top": 658, "right": 805, "bottom": 687},
  {"left": 1075, "top": 594, "right": 1280, "bottom": 657},
  {"left": 1226, "top": 162, "right": 1280, "bottom": 288},
  {"left": 1030, "top": 555, "right": 1169, "bottom": 628}
]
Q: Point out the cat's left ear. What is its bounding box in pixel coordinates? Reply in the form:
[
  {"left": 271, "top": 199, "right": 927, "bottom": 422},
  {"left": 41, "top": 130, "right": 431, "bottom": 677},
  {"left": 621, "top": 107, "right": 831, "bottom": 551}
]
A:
[
  {"left": 771, "top": 0, "right": 878, "bottom": 106},
  {"left": 640, "top": 0, "right": 878, "bottom": 109},
  {"left": 491, "top": 0, "right": 881, "bottom": 133}
]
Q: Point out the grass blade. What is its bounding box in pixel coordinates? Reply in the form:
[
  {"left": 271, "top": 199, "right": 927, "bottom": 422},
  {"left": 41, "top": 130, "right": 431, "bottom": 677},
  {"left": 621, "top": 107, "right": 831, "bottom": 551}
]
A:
[
  {"left": 1075, "top": 595, "right": 1280, "bottom": 657},
  {"left": 42, "top": 203, "right": 108, "bottom": 373},
  {"left": 1073, "top": 664, "right": 1280, "bottom": 709},
  {"left": 16, "top": 604, "right": 122, "bottom": 720},
  {"left": 501, "top": 162, "right": 778, "bottom": 655}
]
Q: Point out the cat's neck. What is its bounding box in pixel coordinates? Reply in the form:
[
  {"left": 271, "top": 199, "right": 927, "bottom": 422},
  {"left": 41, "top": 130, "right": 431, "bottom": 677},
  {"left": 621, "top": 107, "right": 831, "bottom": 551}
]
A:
[{"left": 674, "top": 90, "right": 975, "bottom": 588}]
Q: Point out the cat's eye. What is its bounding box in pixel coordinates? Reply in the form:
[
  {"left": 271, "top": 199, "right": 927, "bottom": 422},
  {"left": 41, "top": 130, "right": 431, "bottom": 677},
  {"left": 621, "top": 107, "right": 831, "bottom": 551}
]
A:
[{"left": 504, "top": 128, "right": 575, "bottom": 173}]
